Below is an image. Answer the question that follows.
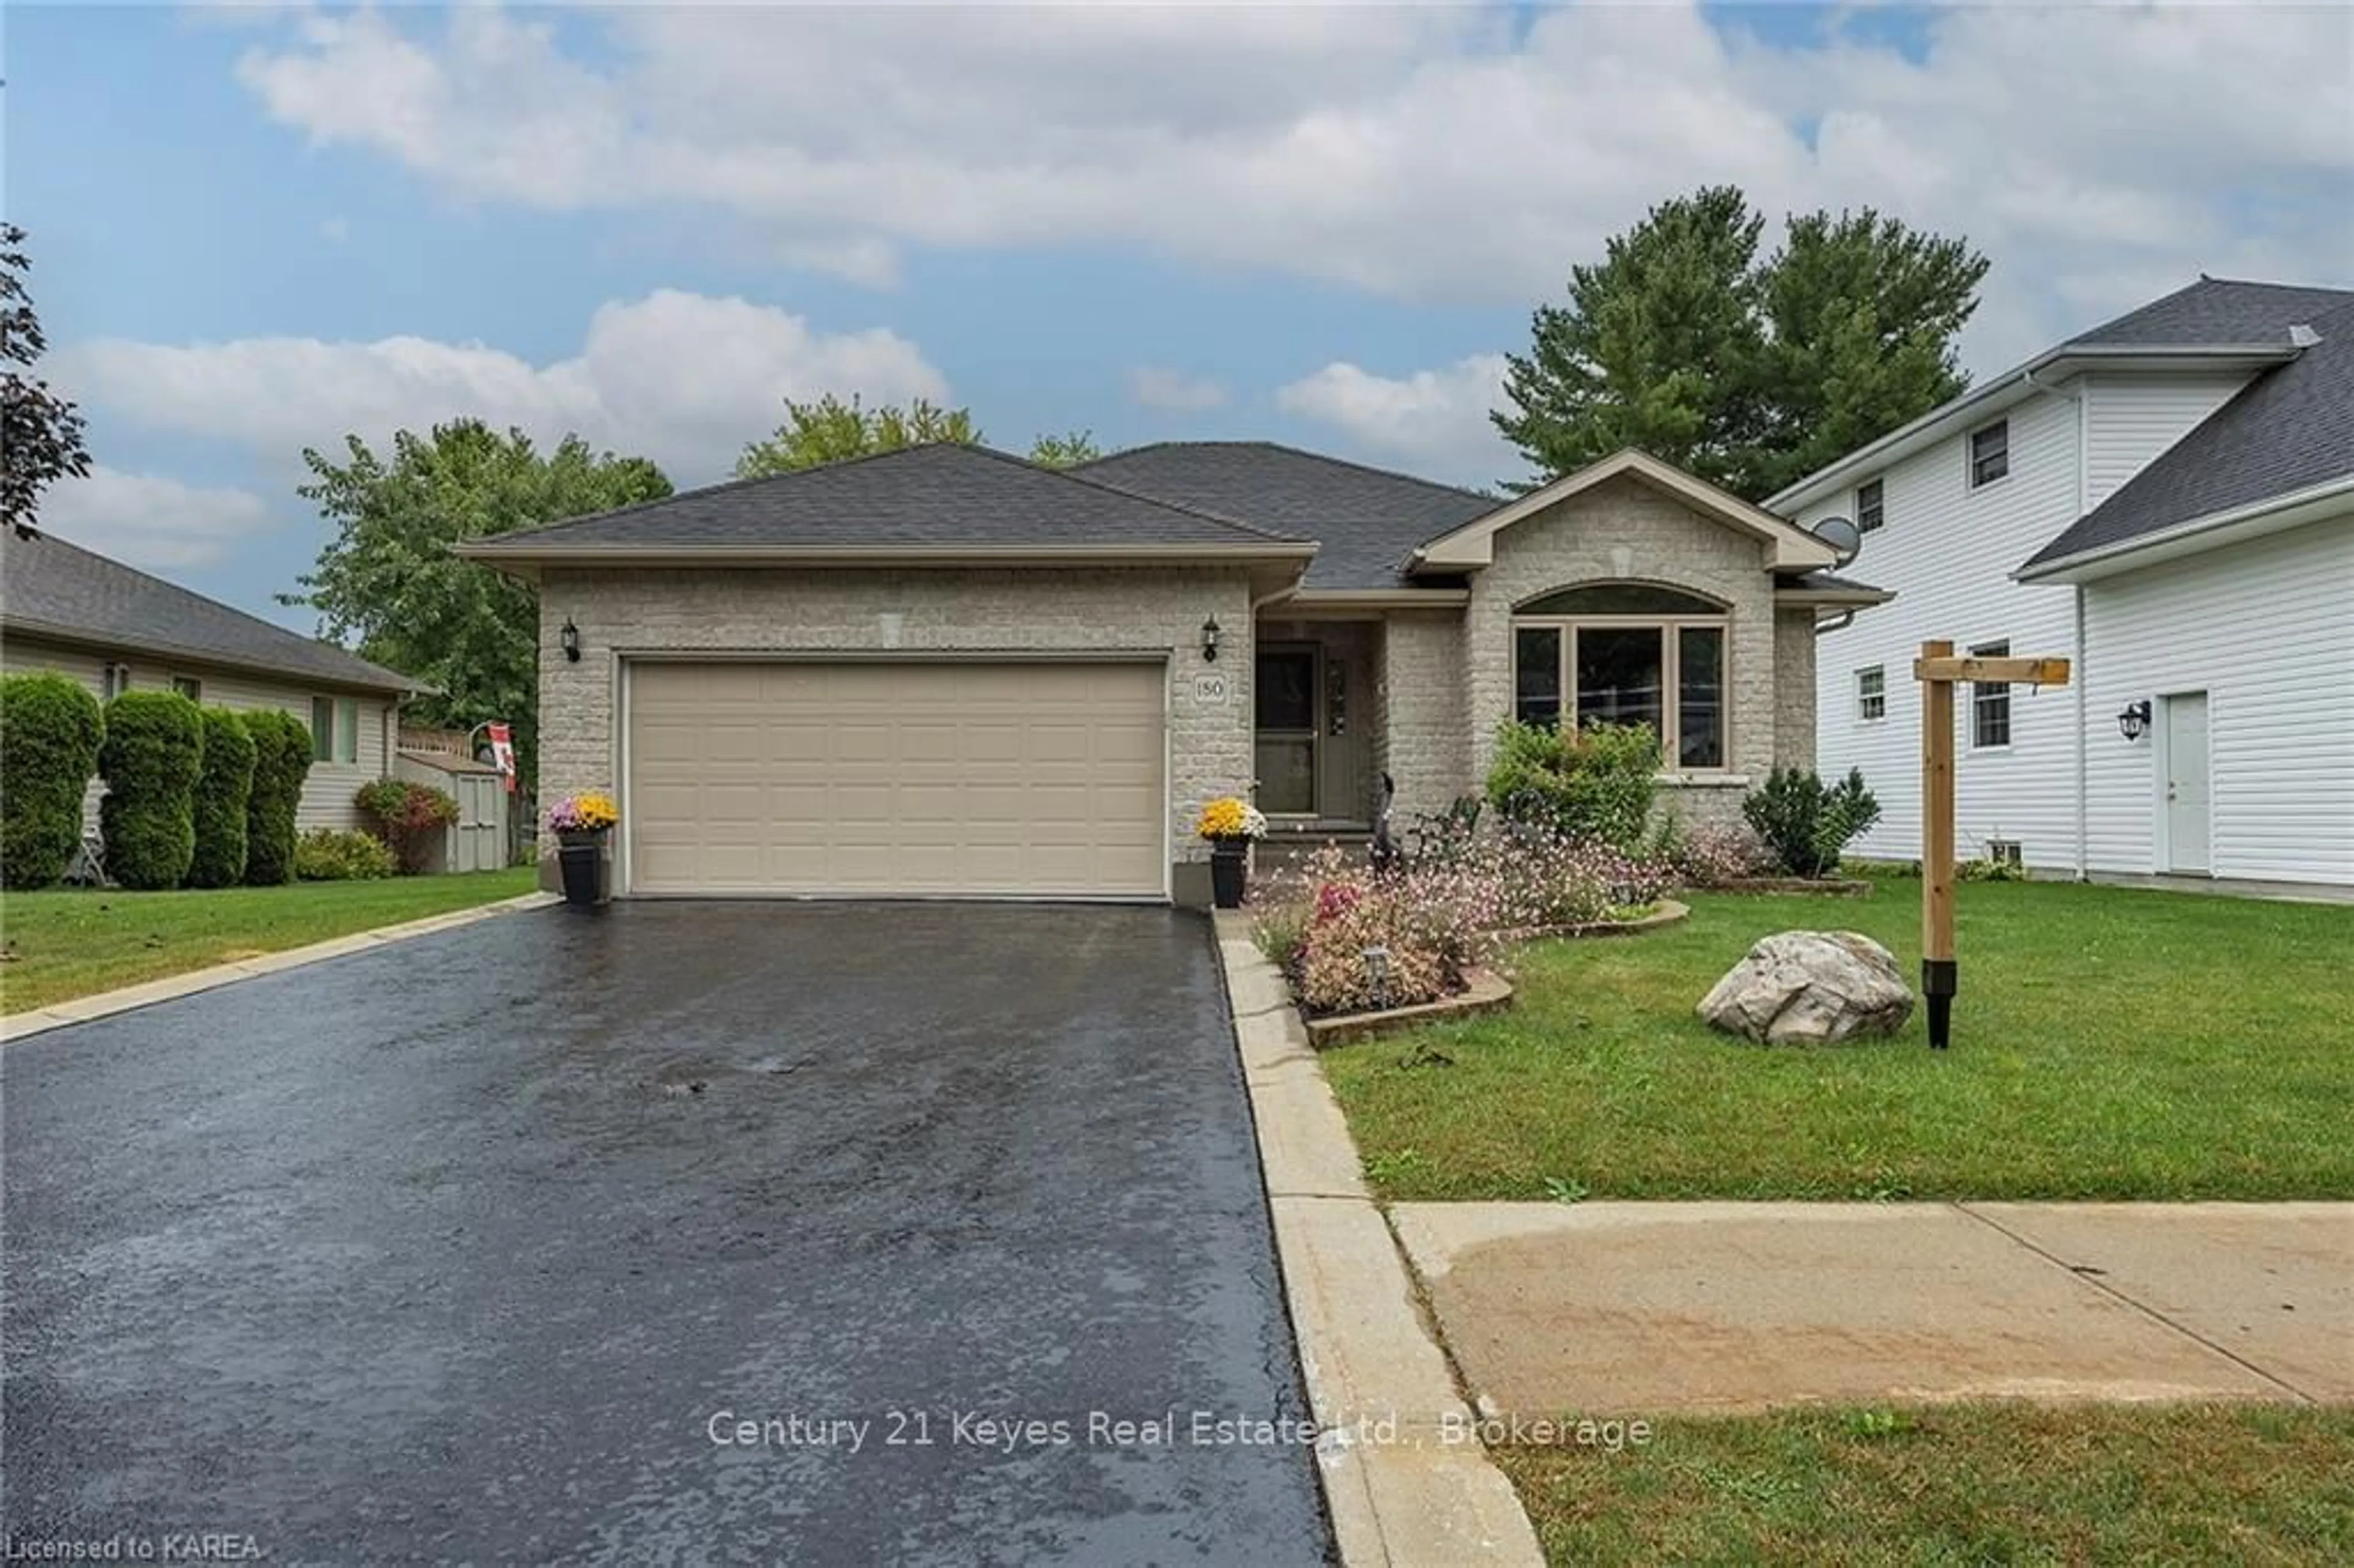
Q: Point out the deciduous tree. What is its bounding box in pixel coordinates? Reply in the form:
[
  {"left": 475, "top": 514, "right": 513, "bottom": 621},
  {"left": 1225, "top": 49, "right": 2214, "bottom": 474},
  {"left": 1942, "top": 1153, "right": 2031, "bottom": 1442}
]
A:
[{"left": 1, "top": 224, "right": 92, "bottom": 530}]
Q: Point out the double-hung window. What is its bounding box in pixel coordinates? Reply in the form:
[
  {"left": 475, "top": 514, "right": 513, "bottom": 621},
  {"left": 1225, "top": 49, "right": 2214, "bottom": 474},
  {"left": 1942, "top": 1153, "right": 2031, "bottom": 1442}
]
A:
[
  {"left": 1856, "top": 666, "right": 1886, "bottom": 722},
  {"left": 170, "top": 675, "right": 202, "bottom": 701},
  {"left": 1969, "top": 421, "right": 2010, "bottom": 487},
  {"left": 310, "top": 696, "right": 361, "bottom": 764},
  {"left": 1856, "top": 478, "right": 1884, "bottom": 534},
  {"left": 1970, "top": 641, "right": 2012, "bottom": 748},
  {"left": 1510, "top": 584, "right": 1728, "bottom": 770}
]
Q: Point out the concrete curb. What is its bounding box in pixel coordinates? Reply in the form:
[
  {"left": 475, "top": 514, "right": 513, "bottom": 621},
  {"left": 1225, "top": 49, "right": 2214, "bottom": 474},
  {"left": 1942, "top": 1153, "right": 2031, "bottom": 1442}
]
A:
[
  {"left": 1, "top": 891, "right": 562, "bottom": 1043},
  {"left": 1212, "top": 911, "right": 1544, "bottom": 1568}
]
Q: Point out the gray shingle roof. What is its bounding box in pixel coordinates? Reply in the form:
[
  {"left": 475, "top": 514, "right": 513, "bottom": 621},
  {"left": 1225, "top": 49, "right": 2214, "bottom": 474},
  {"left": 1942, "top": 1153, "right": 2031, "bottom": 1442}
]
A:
[
  {"left": 1, "top": 529, "right": 421, "bottom": 694},
  {"left": 2024, "top": 294, "right": 2354, "bottom": 572},
  {"left": 2065, "top": 276, "right": 2354, "bottom": 349},
  {"left": 473, "top": 442, "right": 1306, "bottom": 552},
  {"left": 1075, "top": 442, "right": 1496, "bottom": 589}
]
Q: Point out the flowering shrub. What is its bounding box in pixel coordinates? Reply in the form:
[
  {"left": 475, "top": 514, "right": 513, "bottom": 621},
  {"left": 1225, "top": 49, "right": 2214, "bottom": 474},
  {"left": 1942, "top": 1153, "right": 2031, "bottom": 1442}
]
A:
[
  {"left": 1674, "top": 821, "right": 1778, "bottom": 886},
  {"left": 546, "top": 791, "right": 619, "bottom": 834},
  {"left": 1195, "top": 796, "right": 1268, "bottom": 842},
  {"left": 355, "top": 778, "right": 460, "bottom": 875}
]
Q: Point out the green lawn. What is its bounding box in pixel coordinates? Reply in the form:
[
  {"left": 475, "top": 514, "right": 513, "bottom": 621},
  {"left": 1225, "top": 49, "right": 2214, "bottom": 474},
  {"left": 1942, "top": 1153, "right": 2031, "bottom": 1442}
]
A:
[
  {"left": 1, "top": 868, "right": 539, "bottom": 1013},
  {"left": 1498, "top": 1403, "right": 2354, "bottom": 1567},
  {"left": 1324, "top": 881, "right": 2354, "bottom": 1201}
]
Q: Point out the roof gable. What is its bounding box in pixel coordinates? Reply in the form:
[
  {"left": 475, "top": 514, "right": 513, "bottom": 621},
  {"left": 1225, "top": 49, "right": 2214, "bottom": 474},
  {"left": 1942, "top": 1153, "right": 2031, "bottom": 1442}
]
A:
[
  {"left": 1412, "top": 449, "right": 1838, "bottom": 574},
  {"left": 1, "top": 530, "right": 421, "bottom": 694},
  {"left": 463, "top": 443, "right": 1311, "bottom": 561},
  {"left": 2021, "top": 295, "right": 2354, "bottom": 577}
]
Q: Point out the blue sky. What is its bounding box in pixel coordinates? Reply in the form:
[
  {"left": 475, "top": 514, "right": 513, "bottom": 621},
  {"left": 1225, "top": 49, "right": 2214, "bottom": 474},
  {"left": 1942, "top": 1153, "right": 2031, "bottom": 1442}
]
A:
[{"left": 11, "top": 2, "right": 2349, "bottom": 631}]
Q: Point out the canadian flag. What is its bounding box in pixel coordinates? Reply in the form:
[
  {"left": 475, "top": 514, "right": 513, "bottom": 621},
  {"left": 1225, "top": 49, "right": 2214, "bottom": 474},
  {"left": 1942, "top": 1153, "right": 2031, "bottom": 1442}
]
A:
[{"left": 487, "top": 722, "right": 517, "bottom": 794}]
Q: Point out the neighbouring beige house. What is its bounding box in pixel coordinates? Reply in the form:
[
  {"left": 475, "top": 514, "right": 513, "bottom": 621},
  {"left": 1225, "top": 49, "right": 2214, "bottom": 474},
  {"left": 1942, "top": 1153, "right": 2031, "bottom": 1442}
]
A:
[
  {"left": 460, "top": 443, "right": 1888, "bottom": 905},
  {"left": 0, "top": 527, "right": 424, "bottom": 842}
]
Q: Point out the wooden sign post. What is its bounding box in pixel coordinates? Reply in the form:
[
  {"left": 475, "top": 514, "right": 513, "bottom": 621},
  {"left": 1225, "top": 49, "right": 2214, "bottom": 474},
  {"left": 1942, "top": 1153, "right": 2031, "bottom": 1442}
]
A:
[{"left": 1912, "top": 641, "right": 2070, "bottom": 1048}]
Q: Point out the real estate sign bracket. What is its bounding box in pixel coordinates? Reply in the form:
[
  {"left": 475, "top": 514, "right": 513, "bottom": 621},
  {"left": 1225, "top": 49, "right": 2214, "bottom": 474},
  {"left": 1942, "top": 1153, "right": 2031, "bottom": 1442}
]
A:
[{"left": 1913, "top": 639, "right": 2070, "bottom": 1049}]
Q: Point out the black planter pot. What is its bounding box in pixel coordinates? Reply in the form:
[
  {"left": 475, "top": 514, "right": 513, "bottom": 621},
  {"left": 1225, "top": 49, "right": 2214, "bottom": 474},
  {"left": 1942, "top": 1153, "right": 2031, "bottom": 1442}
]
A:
[
  {"left": 557, "top": 831, "right": 606, "bottom": 907},
  {"left": 1209, "top": 840, "right": 1249, "bottom": 909}
]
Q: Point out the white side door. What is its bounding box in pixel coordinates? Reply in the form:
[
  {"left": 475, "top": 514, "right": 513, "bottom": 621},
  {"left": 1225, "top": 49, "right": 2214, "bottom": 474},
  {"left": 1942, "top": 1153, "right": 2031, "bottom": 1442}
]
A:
[{"left": 2162, "top": 691, "right": 2211, "bottom": 874}]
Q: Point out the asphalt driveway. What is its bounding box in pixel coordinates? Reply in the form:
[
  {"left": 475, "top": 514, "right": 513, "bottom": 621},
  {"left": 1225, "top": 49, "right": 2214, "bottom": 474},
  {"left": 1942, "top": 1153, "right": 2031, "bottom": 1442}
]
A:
[{"left": 2, "top": 903, "right": 1331, "bottom": 1566}]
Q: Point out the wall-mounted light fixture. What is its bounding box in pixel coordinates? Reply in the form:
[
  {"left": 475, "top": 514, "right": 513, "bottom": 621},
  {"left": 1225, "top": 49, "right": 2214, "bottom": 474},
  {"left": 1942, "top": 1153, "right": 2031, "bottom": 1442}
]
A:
[
  {"left": 2117, "top": 699, "right": 2150, "bottom": 742},
  {"left": 1200, "top": 615, "right": 1222, "bottom": 663},
  {"left": 561, "top": 618, "right": 582, "bottom": 663}
]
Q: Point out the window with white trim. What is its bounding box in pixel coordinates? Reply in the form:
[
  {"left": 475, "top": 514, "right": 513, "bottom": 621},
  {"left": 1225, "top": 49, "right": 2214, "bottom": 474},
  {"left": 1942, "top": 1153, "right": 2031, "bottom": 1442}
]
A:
[
  {"left": 102, "top": 664, "right": 131, "bottom": 701},
  {"left": 1510, "top": 584, "right": 1728, "bottom": 770},
  {"left": 1856, "top": 665, "right": 1886, "bottom": 722},
  {"left": 310, "top": 696, "right": 361, "bottom": 764},
  {"left": 1971, "top": 641, "right": 2011, "bottom": 748},
  {"left": 1969, "top": 421, "right": 2009, "bottom": 488},
  {"left": 171, "top": 675, "right": 202, "bottom": 701},
  {"left": 1856, "top": 478, "right": 1884, "bottom": 534}
]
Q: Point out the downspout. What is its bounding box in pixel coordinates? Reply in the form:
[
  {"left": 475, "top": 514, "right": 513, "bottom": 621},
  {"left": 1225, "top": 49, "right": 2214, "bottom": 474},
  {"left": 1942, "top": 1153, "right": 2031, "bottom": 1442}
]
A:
[{"left": 2028, "top": 367, "right": 2093, "bottom": 882}]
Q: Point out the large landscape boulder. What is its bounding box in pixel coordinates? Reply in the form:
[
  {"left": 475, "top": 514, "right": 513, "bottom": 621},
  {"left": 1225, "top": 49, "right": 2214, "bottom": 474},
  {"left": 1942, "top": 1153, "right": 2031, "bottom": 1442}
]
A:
[{"left": 1698, "top": 931, "right": 1914, "bottom": 1045}]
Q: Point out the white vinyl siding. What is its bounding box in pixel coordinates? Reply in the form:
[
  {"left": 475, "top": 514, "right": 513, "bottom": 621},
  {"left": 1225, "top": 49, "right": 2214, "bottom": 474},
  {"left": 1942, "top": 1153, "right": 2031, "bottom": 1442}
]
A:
[
  {"left": 1804, "top": 386, "right": 2082, "bottom": 868},
  {"left": 2081, "top": 516, "right": 2354, "bottom": 885},
  {"left": 2082, "top": 371, "right": 2253, "bottom": 510},
  {"left": 0, "top": 636, "right": 395, "bottom": 835}
]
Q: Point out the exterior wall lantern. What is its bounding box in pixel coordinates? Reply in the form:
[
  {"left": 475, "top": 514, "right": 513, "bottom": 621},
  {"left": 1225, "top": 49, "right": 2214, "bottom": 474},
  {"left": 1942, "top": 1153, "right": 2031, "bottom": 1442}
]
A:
[
  {"left": 2117, "top": 699, "right": 2151, "bottom": 742},
  {"left": 561, "top": 618, "right": 582, "bottom": 663},
  {"left": 1200, "top": 615, "right": 1221, "bottom": 663}
]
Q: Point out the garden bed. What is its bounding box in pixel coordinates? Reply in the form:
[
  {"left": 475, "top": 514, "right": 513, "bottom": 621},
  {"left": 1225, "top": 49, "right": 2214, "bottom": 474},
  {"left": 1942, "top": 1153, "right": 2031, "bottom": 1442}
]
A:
[{"left": 1303, "top": 967, "right": 1514, "bottom": 1048}]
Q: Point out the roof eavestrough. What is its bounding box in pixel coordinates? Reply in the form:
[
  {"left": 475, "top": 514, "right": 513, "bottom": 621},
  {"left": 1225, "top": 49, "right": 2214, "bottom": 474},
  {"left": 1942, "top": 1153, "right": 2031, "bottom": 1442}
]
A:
[{"left": 2014, "top": 474, "right": 2354, "bottom": 584}]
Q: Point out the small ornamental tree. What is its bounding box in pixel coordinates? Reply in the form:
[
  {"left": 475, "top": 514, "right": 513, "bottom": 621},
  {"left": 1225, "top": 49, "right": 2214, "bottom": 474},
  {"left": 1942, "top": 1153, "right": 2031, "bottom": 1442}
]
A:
[
  {"left": 98, "top": 690, "right": 205, "bottom": 889},
  {"left": 240, "top": 708, "right": 314, "bottom": 886},
  {"left": 185, "top": 706, "right": 259, "bottom": 888},
  {"left": 355, "top": 778, "right": 459, "bottom": 875},
  {"left": 0, "top": 671, "right": 105, "bottom": 888},
  {"left": 1743, "top": 766, "right": 1883, "bottom": 878}
]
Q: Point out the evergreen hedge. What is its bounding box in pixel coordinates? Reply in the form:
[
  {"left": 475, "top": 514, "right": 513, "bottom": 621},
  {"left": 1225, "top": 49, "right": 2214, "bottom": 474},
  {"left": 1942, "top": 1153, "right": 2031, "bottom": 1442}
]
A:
[
  {"left": 0, "top": 672, "right": 106, "bottom": 889},
  {"left": 241, "top": 708, "right": 314, "bottom": 886},
  {"left": 185, "top": 706, "right": 260, "bottom": 888},
  {"left": 98, "top": 690, "right": 207, "bottom": 889}
]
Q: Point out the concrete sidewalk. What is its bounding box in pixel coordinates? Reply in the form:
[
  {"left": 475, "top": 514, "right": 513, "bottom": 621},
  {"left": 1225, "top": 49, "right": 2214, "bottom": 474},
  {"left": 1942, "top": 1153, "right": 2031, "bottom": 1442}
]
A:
[{"left": 1393, "top": 1201, "right": 2352, "bottom": 1417}]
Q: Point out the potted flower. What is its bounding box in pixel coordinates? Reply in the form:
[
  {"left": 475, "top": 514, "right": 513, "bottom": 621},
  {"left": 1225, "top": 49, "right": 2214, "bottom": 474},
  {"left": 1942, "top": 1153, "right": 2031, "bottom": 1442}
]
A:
[
  {"left": 546, "top": 791, "right": 619, "bottom": 907},
  {"left": 1195, "top": 795, "right": 1267, "bottom": 908}
]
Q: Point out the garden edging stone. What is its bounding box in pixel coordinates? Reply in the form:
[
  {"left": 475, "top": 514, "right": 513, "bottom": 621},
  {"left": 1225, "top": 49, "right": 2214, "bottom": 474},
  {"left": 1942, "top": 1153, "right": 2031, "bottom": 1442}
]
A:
[
  {"left": 1305, "top": 969, "right": 1516, "bottom": 1049},
  {"left": 1211, "top": 910, "right": 1544, "bottom": 1568},
  {"left": 0, "top": 891, "right": 560, "bottom": 1043}
]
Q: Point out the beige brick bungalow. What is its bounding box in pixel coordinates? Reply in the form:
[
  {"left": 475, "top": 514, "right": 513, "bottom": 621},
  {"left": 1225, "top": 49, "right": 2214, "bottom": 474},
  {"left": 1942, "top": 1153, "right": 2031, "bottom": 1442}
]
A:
[{"left": 460, "top": 442, "right": 1888, "bottom": 905}]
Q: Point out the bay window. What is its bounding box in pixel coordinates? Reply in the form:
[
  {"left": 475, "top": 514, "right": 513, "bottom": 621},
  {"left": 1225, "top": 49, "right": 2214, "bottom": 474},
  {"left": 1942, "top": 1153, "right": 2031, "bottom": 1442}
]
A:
[{"left": 1510, "top": 584, "right": 1729, "bottom": 770}]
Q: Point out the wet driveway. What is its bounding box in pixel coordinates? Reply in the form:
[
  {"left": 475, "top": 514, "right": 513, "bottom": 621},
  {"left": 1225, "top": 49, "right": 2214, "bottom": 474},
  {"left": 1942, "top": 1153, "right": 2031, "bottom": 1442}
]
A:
[{"left": 2, "top": 903, "right": 1331, "bottom": 1565}]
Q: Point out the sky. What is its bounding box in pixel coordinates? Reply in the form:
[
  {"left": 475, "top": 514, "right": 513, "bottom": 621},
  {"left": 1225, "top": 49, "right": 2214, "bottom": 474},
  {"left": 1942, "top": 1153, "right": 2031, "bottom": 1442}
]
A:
[{"left": 8, "top": 2, "right": 2350, "bottom": 633}]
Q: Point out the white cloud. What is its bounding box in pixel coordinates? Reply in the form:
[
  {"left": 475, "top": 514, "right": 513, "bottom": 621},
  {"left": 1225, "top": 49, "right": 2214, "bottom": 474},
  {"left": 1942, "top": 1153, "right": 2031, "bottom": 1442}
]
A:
[
  {"left": 37, "top": 466, "right": 275, "bottom": 569},
  {"left": 1126, "top": 367, "right": 1227, "bottom": 412},
  {"left": 1278, "top": 356, "right": 1516, "bottom": 487},
  {"left": 228, "top": 2, "right": 2353, "bottom": 370},
  {"left": 56, "top": 290, "right": 949, "bottom": 484}
]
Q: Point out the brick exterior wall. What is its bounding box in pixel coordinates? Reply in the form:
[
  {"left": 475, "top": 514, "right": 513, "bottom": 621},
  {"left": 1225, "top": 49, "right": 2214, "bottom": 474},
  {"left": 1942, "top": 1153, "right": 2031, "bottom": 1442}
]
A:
[{"left": 538, "top": 566, "right": 1256, "bottom": 897}]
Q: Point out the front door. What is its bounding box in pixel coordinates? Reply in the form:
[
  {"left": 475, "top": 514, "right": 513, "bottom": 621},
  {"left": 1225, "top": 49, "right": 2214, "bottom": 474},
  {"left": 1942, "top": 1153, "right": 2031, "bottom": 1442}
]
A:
[
  {"left": 2163, "top": 692, "right": 2211, "bottom": 873},
  {"left": 1255, "top": 645, "right": 1318, "bottom": 816}
]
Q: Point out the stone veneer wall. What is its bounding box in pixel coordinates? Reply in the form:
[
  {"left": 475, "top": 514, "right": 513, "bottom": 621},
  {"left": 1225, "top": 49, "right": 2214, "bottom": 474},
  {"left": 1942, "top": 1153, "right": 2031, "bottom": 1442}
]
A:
[
  {"left": 536, "top": 565, "right": 1258, "bottom": 899},
  {"left": 1456, "top": 474, "right": 1818, "bottom": 832}
]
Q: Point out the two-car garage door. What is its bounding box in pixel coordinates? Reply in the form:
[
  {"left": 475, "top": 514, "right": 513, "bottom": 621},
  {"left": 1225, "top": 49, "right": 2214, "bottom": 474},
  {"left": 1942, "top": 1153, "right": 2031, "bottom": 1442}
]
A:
[{"left": 625, "top": 661, "right": 1166, "bottom": 898}]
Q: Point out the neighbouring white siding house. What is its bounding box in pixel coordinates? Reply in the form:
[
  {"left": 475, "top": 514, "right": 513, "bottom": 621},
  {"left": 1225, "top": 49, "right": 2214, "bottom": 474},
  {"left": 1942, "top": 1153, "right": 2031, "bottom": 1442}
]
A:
[
  {"left": 1, "top": 528, "right": 425, "bottom": 853},
  {"left": 2078, "top": 518, "right": 2354, "bottom": 884},
  {"left": 1773, "top": 276, "right": 2354, "bottom": 890}
]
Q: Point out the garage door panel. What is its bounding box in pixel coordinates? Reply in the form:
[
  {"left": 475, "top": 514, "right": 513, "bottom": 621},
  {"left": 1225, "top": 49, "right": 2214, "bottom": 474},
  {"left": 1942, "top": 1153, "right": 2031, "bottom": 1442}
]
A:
[{"left": 627, "top": 661, "right": 1166, "bottom": 897}]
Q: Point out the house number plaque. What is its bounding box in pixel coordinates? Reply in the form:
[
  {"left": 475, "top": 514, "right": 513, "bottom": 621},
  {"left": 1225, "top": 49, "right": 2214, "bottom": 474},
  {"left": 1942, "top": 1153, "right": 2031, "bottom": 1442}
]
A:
[{"left": 1193, "top": 672, "right": 1231, "bottom": 705}]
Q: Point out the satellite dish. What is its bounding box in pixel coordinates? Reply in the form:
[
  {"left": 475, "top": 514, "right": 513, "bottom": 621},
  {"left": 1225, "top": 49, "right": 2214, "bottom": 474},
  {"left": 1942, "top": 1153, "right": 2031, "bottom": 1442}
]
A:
[{"left": 1811, "top": 515, "right": 1863, "bottom": 569}]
